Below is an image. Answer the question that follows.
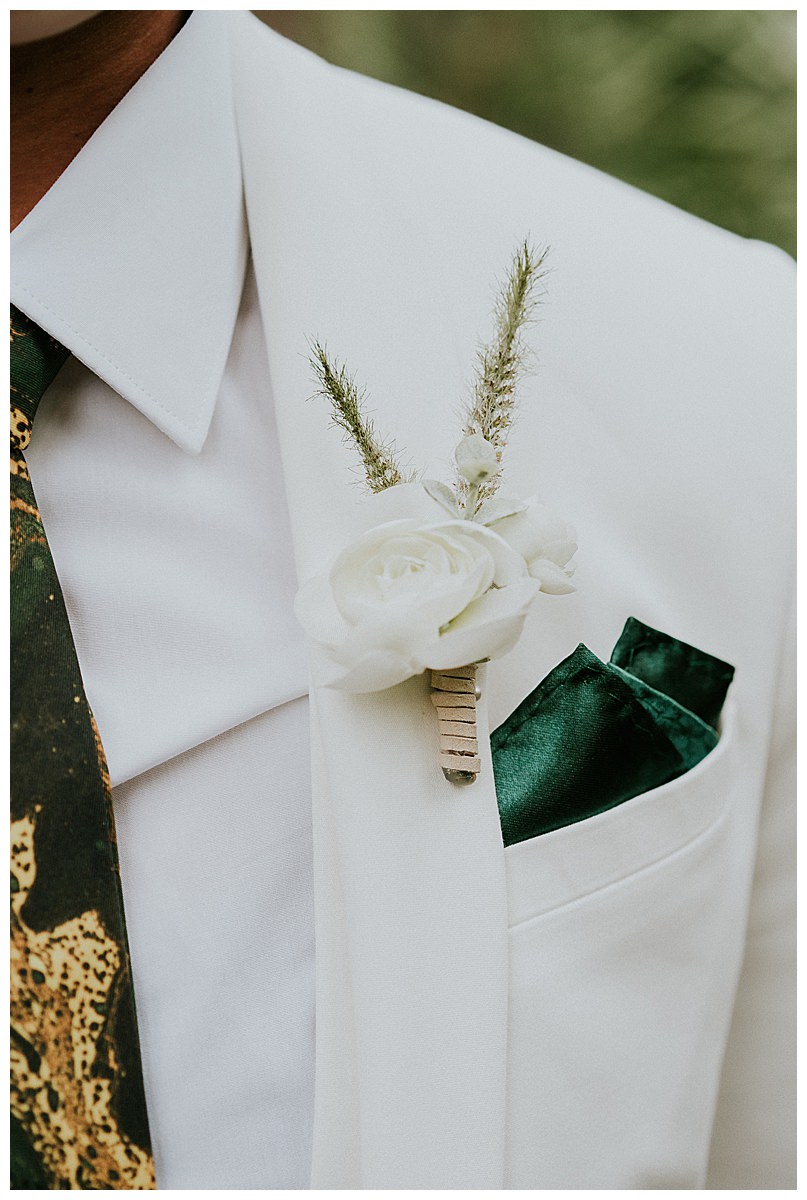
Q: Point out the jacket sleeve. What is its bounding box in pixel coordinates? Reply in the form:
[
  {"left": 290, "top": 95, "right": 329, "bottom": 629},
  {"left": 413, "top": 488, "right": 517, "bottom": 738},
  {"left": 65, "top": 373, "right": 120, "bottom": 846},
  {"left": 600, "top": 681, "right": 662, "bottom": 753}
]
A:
[{"left": 705, "top": 585, "right": 796, "bottom": 1188}]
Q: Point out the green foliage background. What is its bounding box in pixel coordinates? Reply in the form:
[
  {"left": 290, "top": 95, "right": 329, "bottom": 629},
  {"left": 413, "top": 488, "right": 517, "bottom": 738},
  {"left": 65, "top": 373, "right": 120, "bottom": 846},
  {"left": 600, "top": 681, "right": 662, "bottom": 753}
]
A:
[{"left": 256, "top": 10, "right": 795, "bottom": 257}]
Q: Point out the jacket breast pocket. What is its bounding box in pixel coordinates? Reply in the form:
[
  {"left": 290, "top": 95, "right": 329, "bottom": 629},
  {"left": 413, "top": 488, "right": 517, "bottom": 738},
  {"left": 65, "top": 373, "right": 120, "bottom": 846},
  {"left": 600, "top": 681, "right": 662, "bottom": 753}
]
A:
[
  {"left": 502, "top": 698, "right": 749, "bottom": 1188},
  {"left": 503, "top": 696, "right": 738, "bottom": 929}
]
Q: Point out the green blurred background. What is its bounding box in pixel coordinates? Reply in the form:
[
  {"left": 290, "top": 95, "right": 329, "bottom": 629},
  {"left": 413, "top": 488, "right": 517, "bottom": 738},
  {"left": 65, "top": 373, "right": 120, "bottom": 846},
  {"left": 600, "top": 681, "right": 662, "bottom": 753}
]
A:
[{"left": 256, "top": 10, "right": 795, "bottom": 257}]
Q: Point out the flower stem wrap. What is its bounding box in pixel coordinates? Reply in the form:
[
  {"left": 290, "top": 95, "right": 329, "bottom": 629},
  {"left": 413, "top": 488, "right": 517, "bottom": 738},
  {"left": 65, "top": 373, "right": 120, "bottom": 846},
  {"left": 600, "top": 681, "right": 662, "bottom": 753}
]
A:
[{"left": 430, "top": 664, "right": 481, "bottom": 783}]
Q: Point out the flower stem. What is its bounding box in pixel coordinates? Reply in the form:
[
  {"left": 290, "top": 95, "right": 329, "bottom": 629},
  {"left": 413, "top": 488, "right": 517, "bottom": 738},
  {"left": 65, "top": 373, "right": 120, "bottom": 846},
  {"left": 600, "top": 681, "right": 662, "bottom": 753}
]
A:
[{"left": 463, "top": 482, "right": 480, "bottom": 520}]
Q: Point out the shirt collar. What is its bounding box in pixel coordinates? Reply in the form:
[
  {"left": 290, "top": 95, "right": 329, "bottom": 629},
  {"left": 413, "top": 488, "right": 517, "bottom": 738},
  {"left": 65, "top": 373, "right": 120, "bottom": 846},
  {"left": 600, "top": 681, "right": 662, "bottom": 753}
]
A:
[{"left": 10, "top": 10, "right": 248, "bottom": 454}]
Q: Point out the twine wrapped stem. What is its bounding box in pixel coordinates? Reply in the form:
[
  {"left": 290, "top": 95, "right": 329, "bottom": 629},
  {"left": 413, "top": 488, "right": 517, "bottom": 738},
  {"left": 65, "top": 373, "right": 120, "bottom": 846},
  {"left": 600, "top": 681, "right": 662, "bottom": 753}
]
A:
[{"left": 430, "top": 665, "right": 482, "bottom": 784}]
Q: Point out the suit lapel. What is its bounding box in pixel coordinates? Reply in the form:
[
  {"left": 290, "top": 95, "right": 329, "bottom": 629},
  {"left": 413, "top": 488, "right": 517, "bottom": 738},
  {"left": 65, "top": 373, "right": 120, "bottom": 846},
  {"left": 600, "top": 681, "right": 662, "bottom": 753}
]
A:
[{"left": 230, "top": 19, "right": 509, "bottom": 1188}]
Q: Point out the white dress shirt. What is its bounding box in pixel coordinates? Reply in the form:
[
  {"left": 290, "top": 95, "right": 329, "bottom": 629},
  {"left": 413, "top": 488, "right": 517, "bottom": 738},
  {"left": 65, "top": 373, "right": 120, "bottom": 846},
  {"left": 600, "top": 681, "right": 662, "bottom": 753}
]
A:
[{"left": 11, "top": 13, "right": 315, "bottom": 1189}]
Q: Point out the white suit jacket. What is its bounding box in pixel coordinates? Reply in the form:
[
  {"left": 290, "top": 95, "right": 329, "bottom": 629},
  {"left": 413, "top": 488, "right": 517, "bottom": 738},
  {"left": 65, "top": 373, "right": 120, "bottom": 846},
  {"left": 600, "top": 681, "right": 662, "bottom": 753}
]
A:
[
  {"left": 16, "top": 11, "right": 796, "bottom": 1189},
  {"left": 222, "top": 15, "right": 795, "bottom": 1189}
]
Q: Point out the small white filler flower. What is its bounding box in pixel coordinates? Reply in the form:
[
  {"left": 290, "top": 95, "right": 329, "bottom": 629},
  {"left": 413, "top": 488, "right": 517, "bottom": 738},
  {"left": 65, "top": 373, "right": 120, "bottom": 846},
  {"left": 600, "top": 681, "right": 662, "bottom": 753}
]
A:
[{"left": 455, "top": 433, "right": 500, "bottom": 485}]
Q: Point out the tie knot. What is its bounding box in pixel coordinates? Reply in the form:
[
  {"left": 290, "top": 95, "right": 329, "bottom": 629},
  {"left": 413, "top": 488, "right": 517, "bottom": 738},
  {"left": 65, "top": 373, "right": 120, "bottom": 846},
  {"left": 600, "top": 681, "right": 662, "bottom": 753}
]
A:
[{"left": 10, "top": 305, "right": 70, "bottom": 451}]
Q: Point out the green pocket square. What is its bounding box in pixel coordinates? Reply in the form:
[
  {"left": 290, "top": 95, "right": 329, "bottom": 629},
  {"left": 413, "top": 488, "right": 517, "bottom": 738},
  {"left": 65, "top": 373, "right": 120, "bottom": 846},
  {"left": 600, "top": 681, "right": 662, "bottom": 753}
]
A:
[
  {"left": 491, "top": 618, "right": 734, "bottom": 848},
  {"left": 611, "top": 616, "right": 734, "bottom": 730}
]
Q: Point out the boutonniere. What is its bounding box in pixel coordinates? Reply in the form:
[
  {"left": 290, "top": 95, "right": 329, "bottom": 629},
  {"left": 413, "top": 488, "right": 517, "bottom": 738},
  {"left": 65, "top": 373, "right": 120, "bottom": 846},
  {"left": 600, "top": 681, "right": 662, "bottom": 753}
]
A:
[{"left": 295, "top": 242, "right": 577, "bottom": 784}]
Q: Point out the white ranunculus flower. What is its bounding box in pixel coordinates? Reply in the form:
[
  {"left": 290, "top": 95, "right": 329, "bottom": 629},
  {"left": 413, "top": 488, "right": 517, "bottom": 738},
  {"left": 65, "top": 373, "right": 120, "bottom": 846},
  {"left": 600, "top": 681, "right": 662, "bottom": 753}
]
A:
[
  {"left": 488, "top": 500, "right": 577, "bottom": 594},
  {"left": 295, "top": 510, "right": 540, "bottom": 693}
]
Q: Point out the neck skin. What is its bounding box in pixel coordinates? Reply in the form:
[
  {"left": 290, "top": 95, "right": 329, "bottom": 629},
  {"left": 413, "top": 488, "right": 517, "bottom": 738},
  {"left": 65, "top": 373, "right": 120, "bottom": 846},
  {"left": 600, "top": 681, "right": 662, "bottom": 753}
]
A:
[{"left": 11, "top": 10, "right": 187, "bottom": 231}]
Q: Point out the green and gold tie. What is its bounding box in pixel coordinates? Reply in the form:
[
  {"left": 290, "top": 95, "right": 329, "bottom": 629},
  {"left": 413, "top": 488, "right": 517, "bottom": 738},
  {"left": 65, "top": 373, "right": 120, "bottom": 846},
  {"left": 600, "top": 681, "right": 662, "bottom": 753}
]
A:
[{"left": 10, "top": 306, "right": 155, "bottom": 1189}]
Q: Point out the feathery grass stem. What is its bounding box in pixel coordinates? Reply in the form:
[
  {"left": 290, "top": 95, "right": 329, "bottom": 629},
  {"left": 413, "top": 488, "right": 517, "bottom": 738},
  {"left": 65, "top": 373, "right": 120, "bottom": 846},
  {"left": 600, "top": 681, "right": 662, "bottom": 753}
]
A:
[
  {"left": 309, "top": 340, "right": 408, "bottom": 493},
  {"left": 459, "top": 241, "right": 549, "bottom": 505}
]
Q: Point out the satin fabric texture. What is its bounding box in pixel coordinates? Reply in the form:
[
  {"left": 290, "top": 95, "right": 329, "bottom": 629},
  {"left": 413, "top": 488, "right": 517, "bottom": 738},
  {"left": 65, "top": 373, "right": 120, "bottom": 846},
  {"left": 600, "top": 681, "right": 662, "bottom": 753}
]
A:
[{"left": 493, "top": 617, "right": 735, "bottom": 847}]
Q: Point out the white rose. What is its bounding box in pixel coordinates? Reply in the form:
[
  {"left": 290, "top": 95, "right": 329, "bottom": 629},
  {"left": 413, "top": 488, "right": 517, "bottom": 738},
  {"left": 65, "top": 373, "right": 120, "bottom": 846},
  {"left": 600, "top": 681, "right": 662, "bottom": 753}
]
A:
[
  {"left": 295, "top": 507, "right": 540, "bottom": 693},
  {"left": 488, "top": 500, "right": 577, "bottom": 594}
]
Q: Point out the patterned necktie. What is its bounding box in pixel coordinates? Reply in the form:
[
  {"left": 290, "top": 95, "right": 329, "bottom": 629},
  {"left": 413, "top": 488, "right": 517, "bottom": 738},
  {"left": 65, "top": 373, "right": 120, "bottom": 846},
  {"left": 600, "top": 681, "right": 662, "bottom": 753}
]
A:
[{"left": 10, "top": 306, "right": 155, "bottom": 1190}]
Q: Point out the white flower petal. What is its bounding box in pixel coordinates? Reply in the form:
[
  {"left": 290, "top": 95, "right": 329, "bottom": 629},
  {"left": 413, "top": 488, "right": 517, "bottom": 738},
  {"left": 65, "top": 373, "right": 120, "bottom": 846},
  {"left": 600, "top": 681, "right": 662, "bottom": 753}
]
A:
[
  {"left": 491, "top": 502, "right": 577, "bottom": 574},
  {"left": 434, "top": 520, "right": 527, "bottom": 587},
  {"left": 530, "top": 558, "right": 577, "bottom": 594},
  {"left": 331, "top": 523, "right": 496, "bottom": 633},
  {"left": 419, "top": 577, "right": 540, "bottom": 670},
  {"left": 489, "top": 509, "right": 544, "bottom": 563},
  {"left": 329, "top": 519, "right": 419, "bottom": 621},
  {"left": 327, "top": 648, "right": 417, "bottom": 693}
]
